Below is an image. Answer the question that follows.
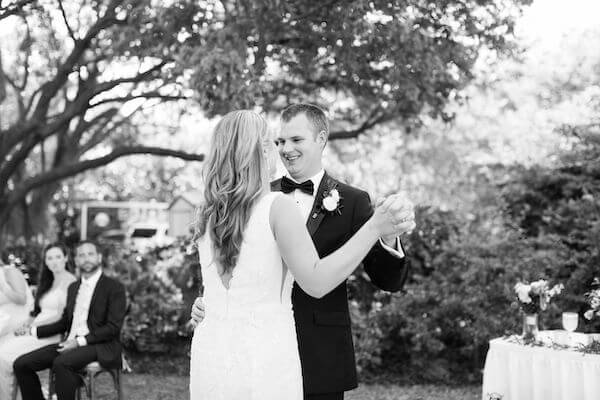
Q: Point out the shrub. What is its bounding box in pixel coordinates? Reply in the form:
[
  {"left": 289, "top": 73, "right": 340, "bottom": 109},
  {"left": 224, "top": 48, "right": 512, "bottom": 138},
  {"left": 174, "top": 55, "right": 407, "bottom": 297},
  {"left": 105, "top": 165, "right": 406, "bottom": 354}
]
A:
[
  {"left": 112, "top": 241, "right": 201, "bottom": 353},
  {"left": 352, "top": 127, "right": 600, "bottom": 383}
]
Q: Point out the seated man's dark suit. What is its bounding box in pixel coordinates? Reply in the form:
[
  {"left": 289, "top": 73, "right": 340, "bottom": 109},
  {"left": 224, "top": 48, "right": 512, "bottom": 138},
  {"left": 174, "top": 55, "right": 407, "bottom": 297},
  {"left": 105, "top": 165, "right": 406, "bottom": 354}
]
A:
[{"left": 14, "top": 273, "right": 126, "bottom": 400}]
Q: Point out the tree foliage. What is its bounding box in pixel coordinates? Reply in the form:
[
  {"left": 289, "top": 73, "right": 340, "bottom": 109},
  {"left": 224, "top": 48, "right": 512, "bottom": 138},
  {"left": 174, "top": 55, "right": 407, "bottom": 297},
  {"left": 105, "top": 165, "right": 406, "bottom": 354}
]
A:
[{"left": 0, "top": 0, "right": 530, "bottom": 241}]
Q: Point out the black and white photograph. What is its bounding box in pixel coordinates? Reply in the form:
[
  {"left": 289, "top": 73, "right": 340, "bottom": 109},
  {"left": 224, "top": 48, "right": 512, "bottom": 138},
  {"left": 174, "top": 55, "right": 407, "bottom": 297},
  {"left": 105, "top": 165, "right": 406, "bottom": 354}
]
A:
[{"left": 1, "top": 0, "right": 599, "bottom": 399}]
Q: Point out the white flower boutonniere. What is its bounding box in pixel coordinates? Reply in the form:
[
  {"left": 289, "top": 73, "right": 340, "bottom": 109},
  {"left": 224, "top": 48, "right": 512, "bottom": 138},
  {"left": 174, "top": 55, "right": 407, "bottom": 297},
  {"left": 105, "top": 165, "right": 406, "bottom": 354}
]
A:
[{"left": 321, "top": 186, "right": 343, "bottom": 215}]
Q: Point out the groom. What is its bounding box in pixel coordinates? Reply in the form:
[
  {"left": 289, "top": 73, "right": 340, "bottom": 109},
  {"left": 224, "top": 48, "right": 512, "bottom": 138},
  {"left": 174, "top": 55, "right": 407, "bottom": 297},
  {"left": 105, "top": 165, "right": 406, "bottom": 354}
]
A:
[
  {"left": 13, "top": 241, "right": 126, "bottom": 400},
  {"left": 193, "top": 103, "right": 414, "bottom": 400}
]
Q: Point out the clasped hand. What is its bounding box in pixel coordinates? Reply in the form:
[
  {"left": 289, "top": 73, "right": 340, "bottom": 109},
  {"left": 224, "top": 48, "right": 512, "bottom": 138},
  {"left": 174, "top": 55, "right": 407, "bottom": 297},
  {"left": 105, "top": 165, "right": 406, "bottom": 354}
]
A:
[{"left": 373, "top": 192, "right": 416, "bottom": 238}]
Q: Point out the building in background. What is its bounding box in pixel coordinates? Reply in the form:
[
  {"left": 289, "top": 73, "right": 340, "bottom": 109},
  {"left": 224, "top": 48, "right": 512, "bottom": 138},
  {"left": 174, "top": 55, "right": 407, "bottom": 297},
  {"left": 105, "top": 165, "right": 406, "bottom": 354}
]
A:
[{"left": 168, "top": 190, "right": 202, "bottom": 238}]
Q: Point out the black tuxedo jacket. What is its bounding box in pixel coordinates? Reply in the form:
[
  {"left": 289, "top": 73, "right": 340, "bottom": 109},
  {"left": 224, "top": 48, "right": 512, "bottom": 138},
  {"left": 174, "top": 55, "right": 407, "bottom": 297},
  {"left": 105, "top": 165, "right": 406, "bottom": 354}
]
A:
[
  {"left": 272, "top": 173, "right": 409, "bottom": 394},
  {"left": 36, "top": 273, "right": 127, "bottom": 369}
]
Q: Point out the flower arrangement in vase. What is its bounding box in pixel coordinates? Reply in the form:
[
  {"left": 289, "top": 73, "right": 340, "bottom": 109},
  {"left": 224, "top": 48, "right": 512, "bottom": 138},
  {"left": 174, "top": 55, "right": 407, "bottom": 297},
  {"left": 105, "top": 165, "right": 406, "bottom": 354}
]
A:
[{"left": 514, "top": 279, "right": 564, "bottom": 341}]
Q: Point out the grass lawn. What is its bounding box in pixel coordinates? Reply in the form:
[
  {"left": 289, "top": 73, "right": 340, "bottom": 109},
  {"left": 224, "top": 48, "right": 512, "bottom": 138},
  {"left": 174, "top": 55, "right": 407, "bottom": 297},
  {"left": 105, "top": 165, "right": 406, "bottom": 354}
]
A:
[{"left": 88, "top": 373, "right": 480, "bottom": 400}]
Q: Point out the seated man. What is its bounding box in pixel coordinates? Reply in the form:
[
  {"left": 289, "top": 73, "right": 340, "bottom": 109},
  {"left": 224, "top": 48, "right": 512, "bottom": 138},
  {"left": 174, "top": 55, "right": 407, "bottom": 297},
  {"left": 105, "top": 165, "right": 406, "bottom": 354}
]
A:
[{"left": 13, "top": 240, "right": 126, "bottom": 400}]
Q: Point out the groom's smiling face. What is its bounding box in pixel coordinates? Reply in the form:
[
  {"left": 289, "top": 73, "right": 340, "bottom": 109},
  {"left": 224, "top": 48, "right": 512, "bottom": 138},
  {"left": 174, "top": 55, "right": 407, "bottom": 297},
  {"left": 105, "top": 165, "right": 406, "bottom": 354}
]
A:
[{"left": 277, "top": 113, "right": 326, "bottom": 182}]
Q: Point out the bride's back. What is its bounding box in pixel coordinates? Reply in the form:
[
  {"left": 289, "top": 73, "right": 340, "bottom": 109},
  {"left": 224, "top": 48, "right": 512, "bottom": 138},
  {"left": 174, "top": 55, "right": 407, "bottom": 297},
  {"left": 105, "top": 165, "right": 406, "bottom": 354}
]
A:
[{"left": 197, "top": 193, "right": 292, "bottom": 321}]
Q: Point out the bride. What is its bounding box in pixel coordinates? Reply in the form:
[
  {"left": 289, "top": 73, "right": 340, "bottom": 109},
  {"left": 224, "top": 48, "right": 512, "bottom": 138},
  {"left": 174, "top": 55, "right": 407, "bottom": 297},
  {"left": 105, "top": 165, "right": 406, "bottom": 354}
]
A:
[{"left": 189, "top": 110, "right": 408, "bottom": 400}]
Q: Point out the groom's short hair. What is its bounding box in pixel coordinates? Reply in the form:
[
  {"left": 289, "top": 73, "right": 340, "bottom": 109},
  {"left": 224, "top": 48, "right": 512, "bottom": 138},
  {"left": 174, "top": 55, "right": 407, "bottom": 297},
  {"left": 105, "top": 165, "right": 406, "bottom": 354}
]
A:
[{"left": 281, "top": 103, "right": 329, "bottom": 139}]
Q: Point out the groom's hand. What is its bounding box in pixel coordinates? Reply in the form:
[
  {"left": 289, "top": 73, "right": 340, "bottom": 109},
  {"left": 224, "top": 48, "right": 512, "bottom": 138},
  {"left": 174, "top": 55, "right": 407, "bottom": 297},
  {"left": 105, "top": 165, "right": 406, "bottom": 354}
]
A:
[
  {"left": 190, "top": 296, "right": 206, "bottom": 328},
  {"left": 377, "top": 192, "right": 416, "bottom": 242}
]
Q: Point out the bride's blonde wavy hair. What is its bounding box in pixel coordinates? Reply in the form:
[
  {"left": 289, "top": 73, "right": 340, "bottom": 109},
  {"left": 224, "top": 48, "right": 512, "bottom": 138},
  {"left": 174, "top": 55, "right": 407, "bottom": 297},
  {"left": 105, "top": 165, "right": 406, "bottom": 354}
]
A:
[{"left": 195, "top": 110, "right": 269, "bottom": 275}]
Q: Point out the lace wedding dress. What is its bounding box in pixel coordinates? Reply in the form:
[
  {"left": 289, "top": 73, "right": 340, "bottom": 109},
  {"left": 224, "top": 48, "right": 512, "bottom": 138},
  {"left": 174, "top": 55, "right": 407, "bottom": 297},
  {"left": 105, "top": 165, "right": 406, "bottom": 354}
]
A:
[{"left": 190, "top": 193, "right": 303, "bottom": 400}]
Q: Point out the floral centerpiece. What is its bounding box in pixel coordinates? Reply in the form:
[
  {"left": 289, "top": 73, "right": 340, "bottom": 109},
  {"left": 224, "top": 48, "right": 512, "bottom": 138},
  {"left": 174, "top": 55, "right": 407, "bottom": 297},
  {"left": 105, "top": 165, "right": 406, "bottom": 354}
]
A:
[
  {"left": 514, "top": 279, "right": 564, "bottom": 341},
  {"left": 583, "top": 277, "right": 600, "bottom": 321}
]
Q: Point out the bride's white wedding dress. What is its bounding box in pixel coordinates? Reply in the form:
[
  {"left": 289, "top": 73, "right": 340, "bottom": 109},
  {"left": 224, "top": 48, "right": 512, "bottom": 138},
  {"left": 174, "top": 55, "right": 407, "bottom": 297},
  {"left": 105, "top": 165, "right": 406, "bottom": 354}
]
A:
[{"left": 190, "top": 193, "right": 303, "bottom": 400}]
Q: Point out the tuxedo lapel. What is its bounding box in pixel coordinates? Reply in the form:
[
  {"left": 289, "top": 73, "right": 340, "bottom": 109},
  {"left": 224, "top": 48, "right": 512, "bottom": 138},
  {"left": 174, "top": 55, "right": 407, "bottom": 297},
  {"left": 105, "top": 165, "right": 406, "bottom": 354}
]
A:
[
  {"left": 65, "top": 280, "right": 81, "bottom": 336},
  {"left": 70, "top": 280, "right": 81, "bottom": 314},
  {"left": 306, "top": 173, "right": 333, "bottom": 237}
]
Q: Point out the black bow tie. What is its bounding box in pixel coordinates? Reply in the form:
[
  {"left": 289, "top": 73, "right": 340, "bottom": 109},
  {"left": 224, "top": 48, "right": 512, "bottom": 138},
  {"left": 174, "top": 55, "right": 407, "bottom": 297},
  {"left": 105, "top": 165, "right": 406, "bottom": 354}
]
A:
[{"left": 280, "top": 176, "right": 314, "bottom": 195}]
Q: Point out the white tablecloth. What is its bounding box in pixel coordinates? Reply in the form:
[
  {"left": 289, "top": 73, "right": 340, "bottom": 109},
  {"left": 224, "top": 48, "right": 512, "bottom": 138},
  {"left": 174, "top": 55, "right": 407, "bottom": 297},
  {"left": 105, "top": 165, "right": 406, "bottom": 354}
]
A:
[{"left": 482, "top": 332, "right": 600, "bottom": 400}]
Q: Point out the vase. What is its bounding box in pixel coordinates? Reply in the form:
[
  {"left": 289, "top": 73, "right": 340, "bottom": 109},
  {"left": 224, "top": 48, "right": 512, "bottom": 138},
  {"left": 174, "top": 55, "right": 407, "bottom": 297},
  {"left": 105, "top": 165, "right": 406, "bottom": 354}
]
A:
[{"left": 522, "top": 313, "right": 539, "bottom": 341}]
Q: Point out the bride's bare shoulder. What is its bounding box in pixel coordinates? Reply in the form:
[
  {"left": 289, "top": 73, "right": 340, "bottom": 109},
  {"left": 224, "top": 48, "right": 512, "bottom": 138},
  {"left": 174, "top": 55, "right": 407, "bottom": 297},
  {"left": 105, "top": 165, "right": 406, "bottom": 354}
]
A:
[
  {"left": 269, "top": 194, "right": 301, "bottom": 228},
  {"left": 270, "top": 193, "right": 296, "bottom": 214}
]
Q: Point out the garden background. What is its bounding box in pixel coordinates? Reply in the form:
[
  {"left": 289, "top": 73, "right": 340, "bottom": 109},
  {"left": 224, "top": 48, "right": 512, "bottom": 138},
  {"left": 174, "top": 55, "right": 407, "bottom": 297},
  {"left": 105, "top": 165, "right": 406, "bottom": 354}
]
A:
[{"left": 1, "top": 0, "right": 599, "bottom": 398}]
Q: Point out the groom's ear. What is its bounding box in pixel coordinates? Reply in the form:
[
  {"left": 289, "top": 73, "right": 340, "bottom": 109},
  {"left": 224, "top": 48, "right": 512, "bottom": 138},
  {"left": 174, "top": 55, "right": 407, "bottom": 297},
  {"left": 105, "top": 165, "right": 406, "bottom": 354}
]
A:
[{"left": 317, "top": 130, "right": 328, "bottom": 147}]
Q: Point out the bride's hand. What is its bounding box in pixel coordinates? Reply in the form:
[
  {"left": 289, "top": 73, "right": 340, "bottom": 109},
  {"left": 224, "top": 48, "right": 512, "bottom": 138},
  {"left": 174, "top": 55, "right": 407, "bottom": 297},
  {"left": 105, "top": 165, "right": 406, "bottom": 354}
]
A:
[{"left": 371, "top": 193, "right": 416, "bottom": 237}]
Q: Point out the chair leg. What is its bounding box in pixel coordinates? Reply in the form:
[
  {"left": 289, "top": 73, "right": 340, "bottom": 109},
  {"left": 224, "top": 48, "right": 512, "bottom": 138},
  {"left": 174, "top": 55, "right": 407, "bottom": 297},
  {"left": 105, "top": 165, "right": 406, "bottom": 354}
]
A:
[
  {"left": 70, "top": 366, "right": 123, "bottom": 400},
  {"left": 48, "top": 369, "right": 55, "bottom": 400},
  {"left": 11, "top": 376, "right": 19, "bottom": 400},
  {"left": 112, "top": 370, "right": 123, "bottom": 400},
  {"left": 89, "top": 371, "right": 97, "bottom": 400},
  {"left": 118, "top": 371, "right": 123, "bottom": 400}
]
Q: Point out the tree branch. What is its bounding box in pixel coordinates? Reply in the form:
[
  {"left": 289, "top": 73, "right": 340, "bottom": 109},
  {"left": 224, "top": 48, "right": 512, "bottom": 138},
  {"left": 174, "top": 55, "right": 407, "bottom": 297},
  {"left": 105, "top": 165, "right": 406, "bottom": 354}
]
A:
[
  {"left": 7, "top": 146, "right": 205, "bottom": 209},
  {"left": 89, "top": 92, "right": 188, "bottom": 108},
  {"left": 0, "top": 60, "right": 167, "bottom": 177},
  {"left": 31, "top": 0, "right": 124, "bottom": 121},
  {"left": 11, "top": 14, "right": 32, "bottom": 92},
  {"left": 329, "top": 109, "right": 393, "bottom": 140},
  {"left": 3, "top": 73, "right": 26, "bottom": 118},
  {"left": 24, "top": 86, "right": 42, "bottom": 117},
  {"left": 92, "top": 61, "right": 169, "bottom": 96},
  {"left": 57, "top": 0, "right": 77, "bottom": 42},
  {"left": 0, "top": 1, "right": 124, "bottom": 169},
  {"left": 78, "top": 107, "right": 140, "bottom": 155},
  {"left": 71, "top": 107, "right": 120, "bottom": 147},
  {"left": 0, "top": 0, "right": 34, "bottom": 20}
]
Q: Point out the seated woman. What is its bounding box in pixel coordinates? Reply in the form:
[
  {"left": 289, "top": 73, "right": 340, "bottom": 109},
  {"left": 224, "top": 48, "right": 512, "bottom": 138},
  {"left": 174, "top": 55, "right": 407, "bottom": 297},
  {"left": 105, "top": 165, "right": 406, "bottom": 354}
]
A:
[{"left": 0, "top": 243, "right": 76, "bottom": 400}]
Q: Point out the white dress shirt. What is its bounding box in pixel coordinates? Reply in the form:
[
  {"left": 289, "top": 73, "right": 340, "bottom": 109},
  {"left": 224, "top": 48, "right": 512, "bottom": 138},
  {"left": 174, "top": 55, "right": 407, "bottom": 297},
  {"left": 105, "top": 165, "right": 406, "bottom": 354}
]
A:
[
  {"left": 67, "top": 268, "right": 103, "bottom": 346},
  {"left": 284, "top": 170, "right": 404, "bottom": 257}
]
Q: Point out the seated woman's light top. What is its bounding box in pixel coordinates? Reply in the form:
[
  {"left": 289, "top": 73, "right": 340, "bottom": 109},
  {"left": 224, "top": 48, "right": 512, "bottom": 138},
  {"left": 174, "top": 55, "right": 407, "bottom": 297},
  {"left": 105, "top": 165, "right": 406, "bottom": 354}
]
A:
[
  {"left": 0, "top": 264, "right": 33, "bottom": 338},
  {"left": 0, "top": 244, "right": 75, "bottom": 400}
]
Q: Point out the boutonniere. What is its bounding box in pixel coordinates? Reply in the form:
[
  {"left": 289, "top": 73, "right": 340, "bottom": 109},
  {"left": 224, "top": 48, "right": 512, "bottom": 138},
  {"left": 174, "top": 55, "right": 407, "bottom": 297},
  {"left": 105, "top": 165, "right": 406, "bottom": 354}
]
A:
[{"left": 319, "top": 183, "right": 343, "bottom": 215}]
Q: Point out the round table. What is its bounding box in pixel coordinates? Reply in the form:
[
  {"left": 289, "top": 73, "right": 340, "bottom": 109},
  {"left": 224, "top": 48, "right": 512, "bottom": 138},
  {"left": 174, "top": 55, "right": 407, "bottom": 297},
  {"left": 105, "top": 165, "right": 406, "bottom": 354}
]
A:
[{"left": 482, "top": 331, "right": 600, "bottom": 400}]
